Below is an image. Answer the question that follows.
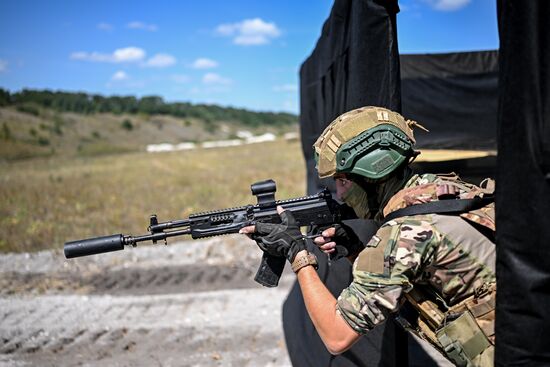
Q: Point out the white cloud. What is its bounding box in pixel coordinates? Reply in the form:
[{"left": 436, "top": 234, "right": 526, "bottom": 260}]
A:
[
  {"left": 70, "top": 47, "right": 146, "bottom": 63},
  {"left": 423, "top": 0, "right": 471, "bottom": 11},
  {"left": 216, "top": 24, "right": 237, "bottom": 37},
  {"left": 0, "top": 59, "right": 7, "bottom": 72},
  {"left": 273, "top": 84, "right": 297, "bottom": 92},
  {"left": 111, "top": 70, "right": 129, "bottom": 81},
  {"left": 144, "top": 53, "right": 176, "bottom": 68},
  {"left": 202, "top": 73, "right": 232, "bottom": 85},
  {"left": 97, "top": 22, "right": 113, "bottom": 31},
  {"left": 191, "top": 58, "right": 219, "bottom": 69},
  {"left": 113, "top": 47, "right": 145, "bottom": 62},
  {"left": 127, "top": 21, "right": 158, "bottom": 32},
  {"left": 216, "top": 18, "right": 281, "bottom": 46}
]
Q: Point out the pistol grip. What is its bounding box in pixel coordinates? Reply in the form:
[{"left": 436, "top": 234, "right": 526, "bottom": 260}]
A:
[{"left": 254, "top": 253, "right": 286, "bottom": 287}]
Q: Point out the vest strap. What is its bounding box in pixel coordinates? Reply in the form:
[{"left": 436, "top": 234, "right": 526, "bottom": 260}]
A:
[{"left": 382, "top": 196, "right": 494, "bottom": 224}]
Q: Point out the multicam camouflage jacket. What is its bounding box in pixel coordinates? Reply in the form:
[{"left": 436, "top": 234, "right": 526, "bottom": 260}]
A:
[{"left": 336, "top": 173, "right": 496, "bottom": 334}]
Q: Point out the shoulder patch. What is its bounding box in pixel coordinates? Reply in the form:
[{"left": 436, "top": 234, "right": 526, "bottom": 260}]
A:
[{"left": 356, "top": 235, "right": 387, "bottom": 275}]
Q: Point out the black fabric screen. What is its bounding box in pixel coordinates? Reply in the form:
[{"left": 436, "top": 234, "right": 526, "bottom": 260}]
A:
[
  {"left": 496, "top": 1, "right": 550, "bottom": 366},
  {"left": 401, "top": 51, "right": 499, "bottom": 150},
  {"left": 300, "top": 0, "right": 401, "bottom": 196}
]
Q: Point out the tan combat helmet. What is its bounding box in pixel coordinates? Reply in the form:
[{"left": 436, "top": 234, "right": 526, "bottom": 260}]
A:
[{"left": 314, "top": 106, "right": 425, "bottom": 180}]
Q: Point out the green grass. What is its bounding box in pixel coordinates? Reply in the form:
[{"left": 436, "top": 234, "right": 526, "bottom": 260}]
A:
[{"left": 0, "top": 140, "right": 306, "bottom": 253}]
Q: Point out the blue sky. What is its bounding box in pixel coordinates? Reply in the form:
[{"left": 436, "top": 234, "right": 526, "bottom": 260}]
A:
[{"left": 0, "top": 0, "right": 498, "bottom": 114}]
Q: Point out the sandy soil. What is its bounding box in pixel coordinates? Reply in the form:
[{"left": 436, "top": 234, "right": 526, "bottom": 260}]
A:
[{"left": 0, "top": 235, "right": 293, "bottom": 367}]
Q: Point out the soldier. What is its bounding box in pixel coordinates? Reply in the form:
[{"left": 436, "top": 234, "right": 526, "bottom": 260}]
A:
[{"left": 240, "top": 106, "right": 496, "bottom": 367}]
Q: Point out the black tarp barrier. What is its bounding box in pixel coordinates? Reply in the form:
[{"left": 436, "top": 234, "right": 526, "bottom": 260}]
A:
[
  {"left": 496, "top": 1, "right": 550, "bottom": 366},
  {"left": 401, "top": 50, "right": 499, "bottom": 150},
  {"left": 288, "top": 0, "right": 407, "bottom": 366},
  {"left": 300, "top": 0, "right": 401, "bottom": 196},
  {"left": 401, "top": 50, "right": 499, "bottom": 185}
]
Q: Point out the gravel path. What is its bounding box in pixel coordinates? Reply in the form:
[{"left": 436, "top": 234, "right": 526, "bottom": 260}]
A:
[{"left": 0, "top": 235, "right": 293, "bottom": 367}]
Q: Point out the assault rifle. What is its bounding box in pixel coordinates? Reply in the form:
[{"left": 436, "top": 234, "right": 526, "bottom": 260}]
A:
[{"left": 64, "top": 179, "right": 355, "bottom": 287}]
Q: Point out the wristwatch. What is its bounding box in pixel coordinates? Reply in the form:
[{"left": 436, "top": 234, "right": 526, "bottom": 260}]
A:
[{"left": 291, "top": 252, "right": 318, "bottom": 273}]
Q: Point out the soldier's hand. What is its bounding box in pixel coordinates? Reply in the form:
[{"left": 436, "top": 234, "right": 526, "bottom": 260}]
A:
[
  {"left": 314, "top": 223, "right": 364, "bottom": 260},
  {"left": 240, "top": 224, "right": 256, "bottom": 236},
  {"left": 313, "top": 227, "right": 338, "bottom": 255},
  {"left": 240, "top": 206, "right": 306, "bottom": 263}
]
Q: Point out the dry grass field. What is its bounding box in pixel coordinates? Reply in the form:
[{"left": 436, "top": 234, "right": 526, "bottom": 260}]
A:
[
  {"left": 0, "top": 106, "right": 297, "bottom": 161},
  {"left": 0, "top": 140, "right": 306, "bottom": 253}
]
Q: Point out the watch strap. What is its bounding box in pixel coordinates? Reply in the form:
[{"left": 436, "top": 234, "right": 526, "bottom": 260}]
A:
[{"left": 291, "top": 252, "right": 318, "bottom": 273}]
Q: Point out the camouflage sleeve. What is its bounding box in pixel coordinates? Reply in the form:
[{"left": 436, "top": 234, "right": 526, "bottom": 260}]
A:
[{"left": 336, "top": 217, "right": 438, "bottom": 334}]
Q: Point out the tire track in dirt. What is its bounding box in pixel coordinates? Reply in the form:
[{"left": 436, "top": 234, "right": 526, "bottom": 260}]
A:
[
  {"left": 0, "top": 264, "right": 261, "bottom": 296},
  {"left": 0, "top": 235, "right": 294, "bottom": 297},
  {"left": 0, "top": 238, "right": 293, "bottom": 366},
  {"left": 0, "top": 288, "right": 291, "bottom": 366}
]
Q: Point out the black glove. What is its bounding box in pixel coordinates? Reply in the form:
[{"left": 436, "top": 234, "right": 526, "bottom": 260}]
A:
[
  {"left": 253, "top": 210, "right": 306, "bottom": 263},
  {"left": 317, "top": 222, "right": 364, "bottom": 260}
]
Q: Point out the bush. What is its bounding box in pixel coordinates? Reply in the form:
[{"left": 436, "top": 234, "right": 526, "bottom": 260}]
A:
[
  {"left": 37, "top": 137, "right": 50, "bottom": 146},
  {"left": 53, "top": 115, "right": 64, "bottom": 135},
  {"left": 121, "top": 119, "right": 134, "bottom": 131},
  {"left": 17, "top": 104, "right": 40, "bottom": 116},
  {"left": 0, "top": 88, "right": 10, "bottom": 106},
  {"left": 1, "top": 123, "right": 12, "bottom": 140},
  {"left": 203, "top": 119, "right": 218, "bottom": 134}
]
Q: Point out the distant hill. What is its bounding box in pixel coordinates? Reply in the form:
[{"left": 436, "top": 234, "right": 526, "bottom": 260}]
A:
[{"left": 0, "top": 89, "right": 298, "bottom": 161}]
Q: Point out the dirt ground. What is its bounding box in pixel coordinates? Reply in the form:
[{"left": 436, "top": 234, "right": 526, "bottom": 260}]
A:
[{"left": 0, "top": 236, "right": 293, "bottom": 367}]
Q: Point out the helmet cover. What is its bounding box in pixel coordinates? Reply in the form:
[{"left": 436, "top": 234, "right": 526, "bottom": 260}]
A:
[{"left": 313, "top": 106, "right": 418, "bottom": 179}]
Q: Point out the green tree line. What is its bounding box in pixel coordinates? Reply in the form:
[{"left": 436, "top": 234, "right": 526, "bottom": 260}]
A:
[{"left": 0, "top": 88, "right": 297, "bottom": 127}]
